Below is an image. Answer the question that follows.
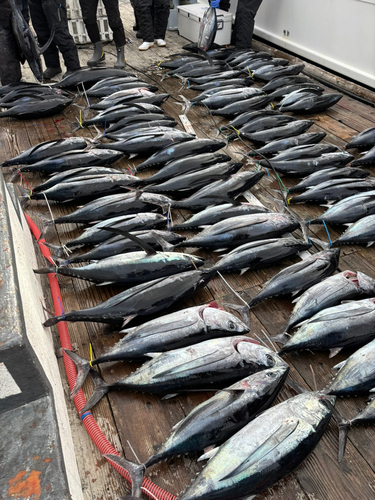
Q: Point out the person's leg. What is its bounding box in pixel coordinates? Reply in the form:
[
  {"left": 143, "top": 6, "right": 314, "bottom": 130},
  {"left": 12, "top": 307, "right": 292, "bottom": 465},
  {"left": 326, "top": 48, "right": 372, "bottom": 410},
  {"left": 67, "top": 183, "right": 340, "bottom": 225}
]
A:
[
  {"left": 232, "top": 0, "right": 263, "bottom": 49},
  {"left": 135, "top": 0, "right": 154, "bottom": 43},
  {"left": 153, "top": 0, "right": 169, "bottom": 44},
  {"left": 79, "top": 0, "right": 100, "bottom": 43},
  {"left": 101, "top": 0, "right": 126, "bottom": 47},
  {"left": 0, "top": 24, "right": 22, "bottom": 85},
  {"left": 28, "top": 0, "right": 60, "bottom": 70},
  {"left": 43, "top": 0, "right": 81, "bottom": 71}
]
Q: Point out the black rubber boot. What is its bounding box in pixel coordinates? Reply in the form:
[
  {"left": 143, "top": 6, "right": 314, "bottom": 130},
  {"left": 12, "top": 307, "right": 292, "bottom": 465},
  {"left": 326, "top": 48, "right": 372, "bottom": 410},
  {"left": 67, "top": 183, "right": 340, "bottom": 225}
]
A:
[
  {"left": 87, "top": 41, "right": 105, "bottom": 67},
  {"left": 114, "top": 46, "right": 125, "bottom": 69},
  {"left": 43, "top": 67, "right": 62, "bottom": 79}
]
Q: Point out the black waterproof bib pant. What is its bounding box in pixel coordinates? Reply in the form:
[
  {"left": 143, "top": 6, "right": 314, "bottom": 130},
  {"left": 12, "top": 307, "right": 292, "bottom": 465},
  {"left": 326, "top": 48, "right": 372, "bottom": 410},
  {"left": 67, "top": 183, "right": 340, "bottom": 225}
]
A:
[
  {"left": 28, "top": 0, "right": 80, "bottom": 71},
  {"left": 79, "top": 0, "right": 126, "bottom": 47},
  {"left": 134, "top": 0, "right": 169, "bottom": 43},
  {"left": 232, "top": 0, "right": 263, "bottom": 49}
]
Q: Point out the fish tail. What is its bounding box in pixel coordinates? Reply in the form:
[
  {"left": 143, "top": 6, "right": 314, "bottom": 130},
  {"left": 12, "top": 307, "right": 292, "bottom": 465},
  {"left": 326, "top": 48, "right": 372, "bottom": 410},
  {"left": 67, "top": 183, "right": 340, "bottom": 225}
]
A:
[
  {"left": 150, "top": 229, "right": 175, "bottom": 252},
  {"left": 43, "top": 315, "right": 63, "bottom": 327},
  {"left": 41, "top": 242, "right": 65, "bottom": 258},
  {"left": 338, "top": 418, "right": 350, "bottom": 462},
  {"left": 33, "top": 263, "right": 56, "bottom": 275},
  {"left": 104, "top": 454, "right": 146, "bottom": 498},
  {"left": 62, "top": 348, "right": 92, "bottom": 398},
  {"left": 271, "top": 332, "right": 290, "bottom": 345}
]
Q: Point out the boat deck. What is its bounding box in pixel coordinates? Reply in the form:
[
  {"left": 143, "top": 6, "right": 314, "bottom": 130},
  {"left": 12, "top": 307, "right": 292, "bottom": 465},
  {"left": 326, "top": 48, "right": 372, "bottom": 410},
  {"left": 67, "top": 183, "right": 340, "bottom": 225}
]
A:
[{"left": 2, "top": 2, "right": 375, "bottom": 498}]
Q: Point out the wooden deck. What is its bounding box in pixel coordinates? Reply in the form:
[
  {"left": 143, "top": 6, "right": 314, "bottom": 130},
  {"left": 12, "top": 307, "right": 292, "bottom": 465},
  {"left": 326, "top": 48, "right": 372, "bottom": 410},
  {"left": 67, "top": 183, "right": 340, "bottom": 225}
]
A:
[{"left": 2, "top": 2, "right": 375, "bottom": 498}]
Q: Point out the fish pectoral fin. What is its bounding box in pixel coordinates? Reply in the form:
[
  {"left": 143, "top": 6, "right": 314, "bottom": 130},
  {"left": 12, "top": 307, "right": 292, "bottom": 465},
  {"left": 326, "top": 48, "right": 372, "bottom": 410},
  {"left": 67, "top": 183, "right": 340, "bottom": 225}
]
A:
[
  {"left": 332, "top": 360, "right": 347, "bottom": 371},
  {"left": 96, "top": 281, "right": 116, "bottom": 286},
  {"left": 161, "top": 393, "right": 179, "bottom": 400},
  {"left": 197, "top": 447, "right": 219, "bottom": 462},
  {"left": 366, "top": 241, "right": 375, "bottom": 247},
  {"left": 219, "top": 419, "right": 300, "bottom": 481},
  {"left": 122, "top": 315, "right": 137, "bottom": 328},
  {"left": 240, "top": 268, "right": 250, "bottom": 276},
  {"left": 329, "top": 347, "right": 342, "bottom": 358},
  {"left": 153, "top": 349, "right": 230, "bottom": 379},
  {"left": 145, "top": 352, "right": 164, "bottom": 359}
]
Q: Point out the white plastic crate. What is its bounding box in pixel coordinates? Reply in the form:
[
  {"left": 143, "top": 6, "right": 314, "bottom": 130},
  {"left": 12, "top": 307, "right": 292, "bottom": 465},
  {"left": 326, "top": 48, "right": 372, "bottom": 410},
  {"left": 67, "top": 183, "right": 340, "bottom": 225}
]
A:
[
  {"left": 177, "top": 4, "right": 233, "bottom": 46},
  {"left": 66, "top": 0, "right": 107, "bottom": 19},
  {"left": 68, "top": 17, "right": 113, "bottom": 44}
]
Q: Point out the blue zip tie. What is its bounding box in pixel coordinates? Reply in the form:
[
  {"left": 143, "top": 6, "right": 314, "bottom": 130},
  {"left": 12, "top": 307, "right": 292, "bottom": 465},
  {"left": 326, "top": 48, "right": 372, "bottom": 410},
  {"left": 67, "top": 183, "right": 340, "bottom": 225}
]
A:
[
  {"left": 166, "top": 211, "right": 171, "bottom": 231},
  {"left": 80, "top": 411, "right": 92, "bottom": 421},
  {"left": 187, "top": 80, "right": 190, "bottom": 89},
  {"left": 307, "top": 220, "right": 312, "bottom": 245},
  {"left": 322, "top": 220, "right": 333, "bottom": 247},
  {"left": 88, "top": 95, "right": 91, "bottom": 108},
  {"left": 265, "top": 168, "right": 270, "bottom": 177},
  {"left": 57, "top": 296, "right": 65, "bottom": 320}
]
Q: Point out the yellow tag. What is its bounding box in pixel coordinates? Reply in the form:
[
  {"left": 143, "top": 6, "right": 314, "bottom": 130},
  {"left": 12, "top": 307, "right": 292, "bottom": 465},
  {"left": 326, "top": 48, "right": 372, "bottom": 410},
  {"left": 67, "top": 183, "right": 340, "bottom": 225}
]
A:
[
  {"left": 89, "top": 343, "right": 93, "bottom": 368},
  {"left": 79, "top": 109, "right": 82, "bottom": 127}
]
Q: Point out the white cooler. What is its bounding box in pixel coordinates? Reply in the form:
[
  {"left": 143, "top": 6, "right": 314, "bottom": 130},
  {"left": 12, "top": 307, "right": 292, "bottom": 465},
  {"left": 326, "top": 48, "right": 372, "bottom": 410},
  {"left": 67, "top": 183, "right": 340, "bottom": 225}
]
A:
[{"left": 177, "top": 4, "right": 233, "bottom": 46}]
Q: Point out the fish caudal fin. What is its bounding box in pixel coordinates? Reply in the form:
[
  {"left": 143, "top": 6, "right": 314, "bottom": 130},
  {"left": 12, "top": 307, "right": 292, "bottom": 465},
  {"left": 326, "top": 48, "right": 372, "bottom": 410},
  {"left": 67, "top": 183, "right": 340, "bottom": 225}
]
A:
[
  {"left": 62, "top": 348, "right": 92, "bottom": 398},
  {"left": 79, "top": 368, "right": 110, "bottom": 413},
  {"left": 104, "top": 454, "right": 146, "bottom": 498}
]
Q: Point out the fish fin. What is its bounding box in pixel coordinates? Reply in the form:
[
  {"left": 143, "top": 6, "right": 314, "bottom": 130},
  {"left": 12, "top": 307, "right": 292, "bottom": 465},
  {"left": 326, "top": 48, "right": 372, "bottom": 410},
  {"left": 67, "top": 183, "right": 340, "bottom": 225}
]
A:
[
  {"left": 96, "top": 281, "right": 116, "bottom": 286},
  {"left": 62, "top": 348, "right": 92, "bottom": 398},
  {"left": 319, "top": 204, "right": 332, "bottom": 208},
  {"left": 161, "top": 393, "right": 179, "bottom": 400},
  {"left": 79, "top": 369, "right": 111, "bottom": 413},
  {"left": 203, "top": 444, "right": 217, "bottom": 454},
  {"left": 33, "top": 263, "right": 56, "bottom": 275},
  {"left": 291, "top": 296, "right": 300, "bottom": 304},
  {"left": 145, "top": 352, "right": 164, "bottom": 359},
  {"left": 239, "top": 268, "right": 249, "bottom": 276},
  {"left": 270, "top": 333, "right": 289, "bottom": 345},
  {"left": 99, "top": 228, "right": 157, "bottom": 255},
  {"left": 222, "top": 302, "right": 250, "bottom": 328},
  {"left": 367, "top": 241, "right": 374, "bottom": 247},
  {"left": 150, "top": 230, "right": 175, "bottom": 252},
  {"left": 198, "top": 447, "right": 220, "bottom": 462},
  {"left": 41, "top": 242, "right": 65, "bottom": 258},
  {"left": 220, "top": 419, "right": 299, "bottom": 480},
  {"left": 309, "top": 237, "right": 330, "bottom": 250},
  {"left": 338, "top": 419, "right": 350, "bottom": 462},
  {"left": 39, "top": 24, "right": 55, "bottom": 54},
  {"left": 369, "top": 387, "right": 375, "bottom": 393},
  {"left": 128, "top": 154, "right": 138, "bottom": 160},
  {"left": 213, "top": 248, "right": 229, "bottom": 253},
  {"left": 122, "top": 315, "right": 137, "bottom": 328},
  {"left": 286, "top": 379, "right": 309, "bottom": 394},
  {"left": 104, "top": 454, "right": 145, "bottom": 498},
  {"left": 329, "top": 347, "right": 342, "bottom": 358},
  {"left": 332, "top": 360, "right": 346, "bottom": 371}
]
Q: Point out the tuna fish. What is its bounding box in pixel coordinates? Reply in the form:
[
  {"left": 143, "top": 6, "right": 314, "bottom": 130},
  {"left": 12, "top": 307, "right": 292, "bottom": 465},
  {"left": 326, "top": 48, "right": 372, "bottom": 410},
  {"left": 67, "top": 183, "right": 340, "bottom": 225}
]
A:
[
  {"left": 55, "top": 67, "right": 134, "bottom": 89},
  {"left": 350, "top": 145, "right": 375, "bottom": 167},
  {"left": 262, "top": 75, "right": 312, "bottom": 93},
  {"left": 172, "top": 202, "right": 270, "bottom": 230},
  {"left": 104, "top": 366, "right": 289, "bottom": 498},
  {"left": 43, "top": 269, "right": 216, "bottom": 326},
  {"left": 171, "top": 171, "right": 265, "bottom": 211},
  {"left": 268, "top": 151, "right": 354, "bottom": 178},
  {"left": 35, "top": 245, "right": 205, "bottom": 285},
  {"left": 0, "top": 97, "right": 72, "bottom": 119},
  {"left": 189, "top": 77, "right": 254, "bottom": 91},
  {"left": 332, "top": 214, "right": 375, "bottom": 246},
  {"left": 9, "top": 0, "right": 54, "bottom": 82},
  {"left": 144, "top": 161, "right": 243, "bottom": 194},
  {"left": 289, "top": 178, "right": 375, "bottom": 204},
  {"left": 1, "top": 137, "right": 89, "bottom": 166},
  {"left": 198, "top": 6, "right": 217, "bottom": 54},
  {"left": 201, "top": 88, "right": 264, "bottom": 110},
  {"left": 42, "top": 192, "right": 172, "bottom": 227},
  {"left": 310, "top": 190, "right": 375, "bottom": 225},
  {"left": 142, "top": 152, "right": 231, "bottom": 185},
  {"left": 213, "top": 237, "right": 311, "bottom": 274},
  {"left": 254, "top": 132, "right": 327, "bottom": 155},
  {"left": 327, "top": 338, "right": 375, "bottom": 395},
  {"left": 136, "top": 139, "right": 226, "bottom": 171},
  {"left": 171, "top": 213, "right": 300, "bottom": 250},
  {"left": 90, "top": 303, "right": 250, "bottom": 362},
  {"left": 240, "top": 120, "right": 314, "bottom": 144},
  {"left": 256, "top": 63, "right": 305, "bottom": 82},
  {"left": 279, "top": 93, "right": 343, "bottom": 113},
  {"left": 269, "top": 143, "right": 338, "bottom": 162},
  {"left": 65, "top": 335, "right": 287, "bottom": 413},
  {"left": 238, "top": 114, "right": 296, "bottom": 135},
  {"left": 280, "top": 271, "right": 375, "bottom": 335},
  {"left": 279, "top": 297, "right": 375, "bottom": 357},
  {"left": 288, "top": 167, "right": 368, "bottom": 193},
  {"left": 154, "top": 391, "right": 335, "bottom": 500},
  {"left": 248, "top": 248, "right": 340, "bottom": 307},
  {"left": 345, "top": 127, "right": 375, "bottom": 149},
  {"left": 211, "top": 95, "right": 273, "bottom": 117},
  {"left": 56, "top": 230, "right": 184, "bottom": 263},
  {"left": 17, "top": 148, "right": 123, "bottom": 174},
  {"left": 267, "top": 83, "right": 325, "bottom": 100}
]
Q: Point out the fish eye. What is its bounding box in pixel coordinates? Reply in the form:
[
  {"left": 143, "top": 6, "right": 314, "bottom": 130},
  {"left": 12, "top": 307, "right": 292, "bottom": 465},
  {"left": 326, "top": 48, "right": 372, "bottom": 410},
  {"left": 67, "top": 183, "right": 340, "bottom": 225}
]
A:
[
  {"left": 228, "top": 321, "right": 236, "bottom": 330},
  {"left": 266, "top": 354, "right": 275, "bottom": 366}
]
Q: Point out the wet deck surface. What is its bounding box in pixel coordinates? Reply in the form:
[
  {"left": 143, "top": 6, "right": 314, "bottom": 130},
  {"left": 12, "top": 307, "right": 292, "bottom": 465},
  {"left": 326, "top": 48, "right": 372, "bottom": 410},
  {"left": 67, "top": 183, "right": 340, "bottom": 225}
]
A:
[{"left": 2, "top": 2, "right": 375, "bottom": 498}]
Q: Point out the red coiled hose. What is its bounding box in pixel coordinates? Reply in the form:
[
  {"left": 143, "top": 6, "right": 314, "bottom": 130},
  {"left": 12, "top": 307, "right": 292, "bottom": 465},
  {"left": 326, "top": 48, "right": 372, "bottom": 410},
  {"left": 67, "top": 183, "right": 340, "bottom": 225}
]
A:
[{"left": 25, "top": 214, "right": 176, "bottom": 500}]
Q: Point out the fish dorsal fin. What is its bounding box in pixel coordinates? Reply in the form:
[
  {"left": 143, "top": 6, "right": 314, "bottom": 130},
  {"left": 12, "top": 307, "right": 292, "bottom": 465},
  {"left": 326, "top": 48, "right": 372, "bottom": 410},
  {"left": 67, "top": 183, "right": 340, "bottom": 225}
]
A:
[
  {"left": 219, "top": 419, "right": 299, "bottom": 481},
  {"left": 329, "top": 347, "right": 342, "bottom": 358}
]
